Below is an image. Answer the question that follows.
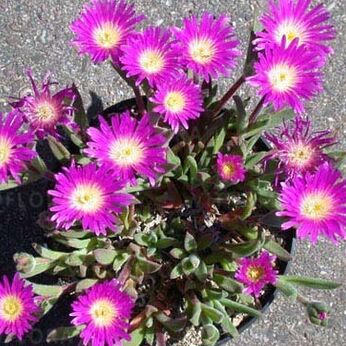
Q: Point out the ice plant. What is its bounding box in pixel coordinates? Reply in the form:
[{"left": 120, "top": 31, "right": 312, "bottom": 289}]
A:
[
  {"left": 3, "top": 2, "right": 344, "bottom": 346},
  {"left": 235, "top": 252, "right": 278, "bottom": 297},
  {"left": 216, "top": 153, "right": 246, "bottom": 184},
  {"left": 120, "top": 26, "right": 180, "bottom": 87},
  {"left": 0, "top": 111, "right": 37, "bottom": 183},
  {"left": 48, "top": 163, "right": 133, "bottom": 235},
  {"left": 70, "top": 0, "right": 144, "bottom": 63},
  {"left": 71, "top": 280, "right": 134, "bottom": 346},
  {"left": 278, "top": 162, "right": 346, "bottom": 244},
  {"left": 11, "top": 71, "right": 76, "bottom": 139},
  {"left": 0, "top": 273, "right": 39, "bottom": 340},
  {"left": 85, "top": 112, "right": 167, "bottom": 185},
  {"left": 150, "top": 74, "right": 204, "bottom": 133},
  {"left": 172, "top": 13, "right": 241, "bottom": 80},
  {"left": 248, "top": 38, "right": 323, "bottom": 114},
  {"left": 254, "top": 0, "right": 336, "bottom": 60},
  {"left": 266, "top": 116, "right": 336, "bottom": 179}
]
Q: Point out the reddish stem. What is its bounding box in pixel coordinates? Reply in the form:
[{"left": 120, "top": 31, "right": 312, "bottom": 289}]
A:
[
  {"left": 248, "top": 96, "right": 265, "bottom": 125},
  {"left": 211, "top": 75, "right": 245, "bottom": 117}
]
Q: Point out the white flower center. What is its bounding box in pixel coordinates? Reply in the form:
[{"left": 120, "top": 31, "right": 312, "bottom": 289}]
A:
[
  {"left": 71, "top": 183, "right": 104, "bottom": 213},
  {"left": 268, "top": 63, "right": 297, "bottom": 92},
  {"left": 0, "top": 295, "right": 23, "bottom": 322},
  {"left": 139, "top": 49, "right": 165, "bottom": 74},
  {"left": 90, "top": 299, "right": 117, "bottom": 327},
  {"left": 93, "top": 22, "right": 121, "bottom": 49},
  {"left": 275, "top": 21, "right": 305, "bottom": 46},
  {"left": 35, "top": 101, "right": 57, "bottom": 122},
  {"left": 189, "top": 38, "right": 215, "bottom": 64},
  {"left": 164, "top": 92, "right": 186, "bottom": 113},
  {"left": 300, "top": 192, "right": 332, "bottom": 220},
  {"left": 109, "top": 137, "right": 144, "bottom": 167},
  {"left": 287, "top": 143, "right": 313, "bottom": 168},
  {"left": 0, "top": 137, "right": 12, "bottom": 166}
]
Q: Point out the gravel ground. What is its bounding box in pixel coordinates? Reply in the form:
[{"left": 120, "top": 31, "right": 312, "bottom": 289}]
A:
[{"left": 0, "top": 0, "right": 345, "bottom": 345}]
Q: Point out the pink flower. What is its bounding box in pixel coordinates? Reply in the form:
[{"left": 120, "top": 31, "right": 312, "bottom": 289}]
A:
[
  {"left": 254, "top": 0, "right": 336, "bottom": 62},
  {"left": 85, "top": 112, "right": 167, "bottom": 186},
  {"left": 235, "top": 252, "right": 278, "bottom": 297},
  {"left": 0, "top": 111, "right": 37, "bottom": 183},
  {"left": 48, "top": 162, "right": 134, "bottom": 235},
  {"left": 278, "top": 162, "right": 346, "bottom": 244},
  {"left": 0, "top": 273, "right": 39, "bottom": 340},
  {"left": 172, "top": 12, "right": 241, "bottom": 80},
  {"left": 11, "top": 70, "right": 76, "bottom": 139},
  {"left": 216, "top": 153, "right": 246, "bottom": 184},
  {"left": 247, "top": 38, "right": 323, "bottom": 114},
  {"left": 120, "top": 26, "right": 180, "bottom": 87},
  {"left": 71, "top": 280, "right": 134, "bottom": 346},
  {"left": 150, "top": 74, "right": 204, "bottom": 133},
  {"left": 70, "top": 0, "right": 144, "bottom": 63}
]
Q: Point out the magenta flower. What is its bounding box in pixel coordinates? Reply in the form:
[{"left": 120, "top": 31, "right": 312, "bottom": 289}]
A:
[
  {"left": 48, "top": 163, "right": 133, "bottom": 235},
  {"left": 150, "top": 74, "right": 204, "bottom": 133},
  {"left": 266, "top": 116, "right": 336, "bottom": 180},
  {"left": 0, "top": 273, "right": 39, "bottom": 340},
  {"left": 172, "top": 13, "right": 241, "bottom": 80},
  {"left": 248, "top": 39, "right": 323, "bottom": 114},
  {"left": 71, "top": 280, "right": 134, "bottom": 346},
  {"left": 278, "top": 162, "right": 346, "bottom": 244},
  {"left": 0, "top": 112, "right": 37, "bottom": 184},
  {"left": 120, "top": 26, "right": 180, "bottom": 87},
  {"left": 70, "top": 0, "right": 144, "bottom": 63},
  {"left": 216, "top": 153, "right": 246, "bottom": 184},
  {"left": 254, "top": 0, "right": 336, "bottom": 60},
  {"left": 11, "top": 71, "right": 76, "bottom": 139},
  {"left": 85, "top": 112, "right": 167, "bottom": 186},
  {"left": 235, "top": 252, "right": 278, "bottom": 298}
]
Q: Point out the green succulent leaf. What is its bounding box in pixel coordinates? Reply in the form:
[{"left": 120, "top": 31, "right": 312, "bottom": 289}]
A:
[
  {"left": 182, "top": 255, "right": 201, "bottom": 276},
  {"left": 213, "top": 300, "right": 239, "bottom": 338},
  {"left": 47, "top": 135, "right": 71, "bottom": 162},
  {"left": 184, "top": 232, "right": 198, "bottom": 252},
  {"left": 213, "top": 273, "right": 243, "bottom": 293},
  {"left": 32, "top": 243, "right": 68, "bottom": 260},
  {"left": 29, "top": 282, "right": 65, "bottom": 297},
  {"left": 189, "top": 301, "right": 202, "bottom": 326},
  {"left": 201, "top": 324, "right": 220, "bottom": 346},
  {"left": 76, "top": 279, "right": 98, "bottom": 293},
  {"left": 212, "top": 127, "right": 226, "bottom": 154},
  {"left": 47, "top": 326, "right": 84, "bottom": 343},
  {"left": 201, "top": 303, "right": 224, "bottom": 324},
  {"left": 279, "top": 275, "right": 342, "bottom": 290},
  {"left": 220, "top": 298, "right": 261, "bottom": 317},
  {"left": 123, "top": 327, "right": 145, "bottom": 346},
  {"left": 113, "top": 252, "right": 130, "bottom": 272},
  {"left": 155, "top": 312, "right": 187, "bottom": 332},
  {"left": 94, "top": 248, "right": 117, "bottom": 265},
  {"left": 275, "top": 277, "right": 298, "bottom": 299},
  {"left": 263, "top": 239, "right": 293, "bottom": 261}
]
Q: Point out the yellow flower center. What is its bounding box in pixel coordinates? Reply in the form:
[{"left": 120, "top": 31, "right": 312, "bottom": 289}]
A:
[
  {"left": 109, "top": 138, "right": 144, "bottom": 167},
  {"left": 268, "top": 63, "right": 297, "bottom": 92},
  {"left": 247, "top": 266, "right": 264, "bottom": 283},
  {"left": 139, "top": 50, "right": 165, "bottom": 74},
  {"left": 275, "top": 21, "right": 304, "bottom": 46},
  {"left": 35, "top": 102, "right": 57, "bottom": 122},
  {"left": 71, "top": 183, "right": 104, "bottom": 213},
  {"left": 287, "top": 143, "right": 313, "bottom": 167},
  {"left": 300, "top": 192, "right": 332, "bottom": 220},
  {"left": 164, "top": 92, "right": 186, "bottom": 113},
  {"left": 90, "top": 299, "right": 117, "bottom": 327},
  {"left": 0, "top": 137, "right": 12, "bottom": 167},
  {"left": 222, "top": 163, "right": 235, "bottom": 178},
  {"left": 0, "top": 295, "right": 23, "bottom": 322},
  {"left": 189, "top": 38, "right": 215, "bottom": 64},
  {"left": 93, "top": 22, "right": 121, "bottom": 49}
]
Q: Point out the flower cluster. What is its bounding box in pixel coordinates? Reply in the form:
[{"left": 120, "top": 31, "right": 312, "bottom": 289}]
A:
[{"left": 1, "top": 1, "right": 344, "bottom": 346}]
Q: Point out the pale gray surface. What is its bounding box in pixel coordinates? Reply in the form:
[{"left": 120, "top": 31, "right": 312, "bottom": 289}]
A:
[{"left": 0, "top": 1, "right": 345, "bottom": 345}]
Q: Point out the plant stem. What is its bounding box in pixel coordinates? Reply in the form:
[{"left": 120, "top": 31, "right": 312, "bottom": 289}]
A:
[
  {"left": 155, "top": 324, "right": 166, "bottom": 346},
  {"left": 133, "top": 86, "right": 146, "bottom": 115},
  {"left": 248, "top": 96, "right": 265, "bottom": 124},
  {"left": 211, "top": 75, "right": 245, "bottom": 117}
]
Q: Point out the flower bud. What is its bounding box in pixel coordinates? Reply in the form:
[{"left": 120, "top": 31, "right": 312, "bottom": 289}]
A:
[{"left": 306, "top": 301, "right": 330, "bottom": 327}]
